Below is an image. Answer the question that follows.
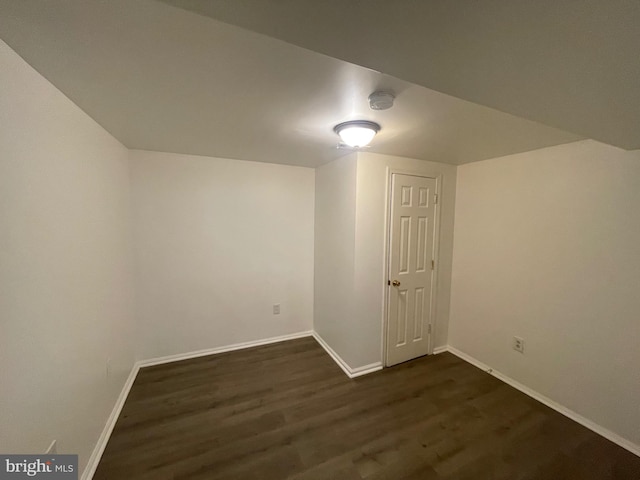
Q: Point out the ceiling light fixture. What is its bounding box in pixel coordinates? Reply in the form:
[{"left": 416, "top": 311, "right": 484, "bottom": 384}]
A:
[{"left": 333, "top": 120, "right": 381, "bottom": 148}]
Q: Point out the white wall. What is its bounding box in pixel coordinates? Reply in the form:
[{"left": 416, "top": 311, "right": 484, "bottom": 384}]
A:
[
  {"left": 313, "top": 154, "right": 358, "bottom": 365},
  {"left": 0, "top": 39, "right": 135, "bottom": 471},
  {"left": 449, "top": 140, "right": 640, "bottom": 448},
  {"left": 130, "top": 150, "right": 315, "bottom": 359},
  {"left": 314, "top": 153, "right": 457, "bottom": 369}
]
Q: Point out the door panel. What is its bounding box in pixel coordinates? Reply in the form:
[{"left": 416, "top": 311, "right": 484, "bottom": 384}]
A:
[{"left": 386, "top": 174, "right": 437, "bottom": 367}]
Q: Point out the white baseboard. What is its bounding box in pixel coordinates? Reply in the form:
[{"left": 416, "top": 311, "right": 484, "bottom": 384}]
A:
[
  {"left": 81, "top": 363, "right": 140, "bottom": 480},
  {"left": 312, "top": 332, "right": 383, "bottom": 378},
  {"left": 44, "top": 440, "right": 57, "bottom": 455},
  {"left": 138, "top": 330, "right": 314, "bottom": 368},
  {"left": 432, "top": 345, "right": 448, "bottom": 355},
  {"left": 445, "top": 345, "right": 640, "bottom": 458}
]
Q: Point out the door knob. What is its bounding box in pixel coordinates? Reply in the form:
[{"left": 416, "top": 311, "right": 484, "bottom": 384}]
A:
[{"left": 392, "top": 280, "right": 401, "bottom": 287}]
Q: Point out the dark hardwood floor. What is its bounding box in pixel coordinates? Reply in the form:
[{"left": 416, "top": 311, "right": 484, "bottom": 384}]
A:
[{"left": 94, "top": 337, "right": 640, "bottom": 479}]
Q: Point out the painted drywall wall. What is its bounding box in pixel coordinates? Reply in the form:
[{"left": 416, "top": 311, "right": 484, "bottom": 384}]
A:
[
  {"left": 313, "top": 154, "right": 358, "bottom": 366},
  {"left": 314, "top": 153, "right": 457, "bottom": 370},
  {"left": 353, "top": 153, "right": 457, "bottom": 367},
  {"left": 0, "top": 39, "right": 135, "bottom": 471},
  {"left": 449, "top": 140, "right": 640, "bottom": 448},
  {"left": 130, "top": 150, "right": 314, "bottom": 359}
]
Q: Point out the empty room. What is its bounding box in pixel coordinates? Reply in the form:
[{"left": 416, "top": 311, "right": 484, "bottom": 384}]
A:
[{"left": 1, "top": 1, "right": 639, "bottom": 479}]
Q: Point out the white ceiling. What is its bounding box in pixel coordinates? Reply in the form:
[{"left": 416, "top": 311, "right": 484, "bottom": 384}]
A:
[
  {"left": 162, "top": 0, "right": 640, "bottom": 151},
  {"left": 0, "top": 0, "right": 584, "bottom": 167}
]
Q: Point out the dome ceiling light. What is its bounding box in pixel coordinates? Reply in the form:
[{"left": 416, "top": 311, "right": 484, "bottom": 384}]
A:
[{"left": 333, "top": 120, "right": 381, "bottom": 148}]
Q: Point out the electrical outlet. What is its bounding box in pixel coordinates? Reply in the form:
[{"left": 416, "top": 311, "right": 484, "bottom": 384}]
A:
[
  {"left": 513, "top": 336, "right": 525, "bottom": 353},
  {"left": 273, "top": 304, "right": 280, "bottom": 315},
  {"left": 45, "top": 440, "right": 57, "bottom": 454}
]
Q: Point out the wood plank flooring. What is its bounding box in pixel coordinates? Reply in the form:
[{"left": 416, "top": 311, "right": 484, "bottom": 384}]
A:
[{"left": 94, "top": 337, "right": 640, "bottom": 479}]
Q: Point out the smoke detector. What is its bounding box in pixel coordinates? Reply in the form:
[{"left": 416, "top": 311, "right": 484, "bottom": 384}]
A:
[{"left": 368, "top": 91, "right": 395, "bottom": 110}]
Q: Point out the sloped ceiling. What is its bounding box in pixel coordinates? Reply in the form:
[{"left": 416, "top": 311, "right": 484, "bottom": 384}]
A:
[
  {"left": 0, "top": 0, "right": 587, "bottom": 167},
  {"left": 162, "top": 0, "right": 640, "bottom": 150}
]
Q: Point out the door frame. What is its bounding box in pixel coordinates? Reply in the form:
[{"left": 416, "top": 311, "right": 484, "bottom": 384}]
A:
[{"left": 382, "top": 168, "right": 443, "bottom": 367}]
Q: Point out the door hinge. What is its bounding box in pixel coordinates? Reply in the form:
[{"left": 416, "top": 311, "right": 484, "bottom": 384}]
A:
[
  {"left": 428, "top": 324, "right": 432, "bottom": 334},
  {"left": 431, "top": 260, "right": 435, "bottom": 270},
  {"left": 434, "top": 193, "right": 438, "bottom": 204}
]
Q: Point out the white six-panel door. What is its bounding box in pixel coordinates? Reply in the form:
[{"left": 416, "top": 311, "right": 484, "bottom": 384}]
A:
[{"left": 386, "top": 174, "right": 438, "bottom": 366}]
